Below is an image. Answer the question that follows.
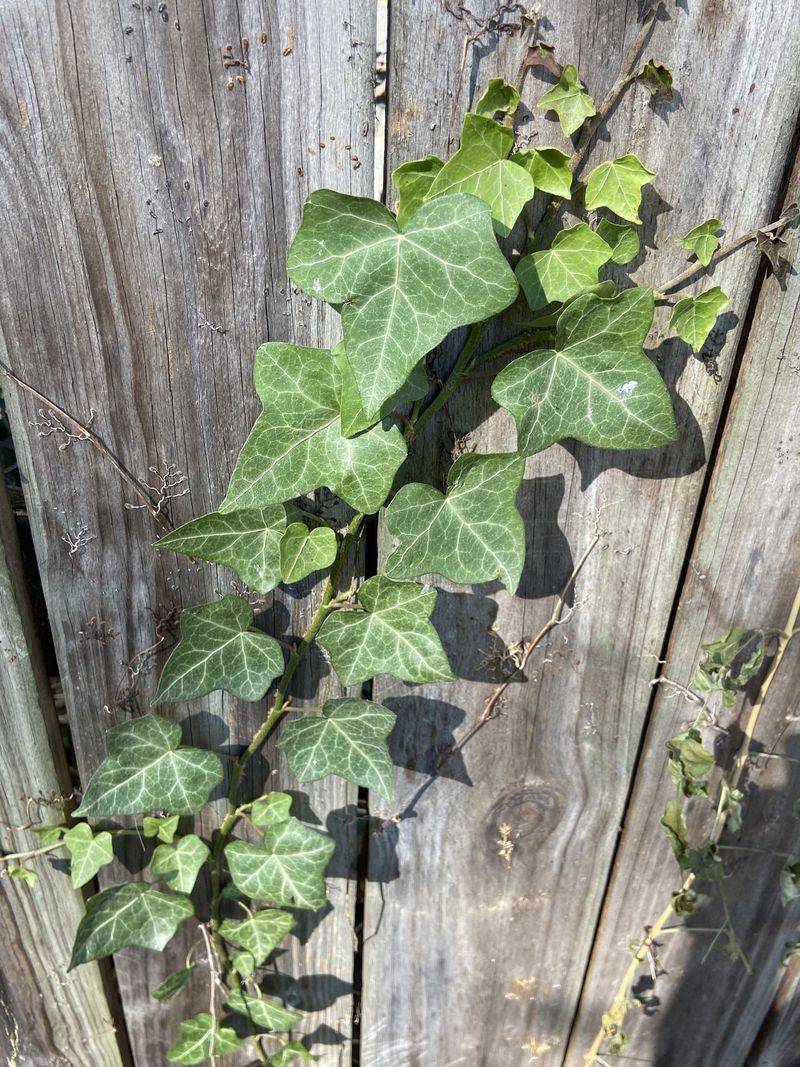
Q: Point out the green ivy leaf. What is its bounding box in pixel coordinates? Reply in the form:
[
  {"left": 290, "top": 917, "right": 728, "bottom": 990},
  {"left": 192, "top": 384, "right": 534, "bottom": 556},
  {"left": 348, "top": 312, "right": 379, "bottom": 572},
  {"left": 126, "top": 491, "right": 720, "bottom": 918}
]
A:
[
  {"left": 250, "top": 792, "right": 294, "bottom": 829},
  {"left": 660, "top": 798, "right": 688, "bottom": 862},
  {"left": 679, "top": 218, "right": 723, "bottom": 266},
  {"left": 220, "top": 343, "right": 406, "bottom": 515},
  {"left": 511, "top": 147, "right": 573, "bottom": 199},
  {"left": 143, "top": 815, "right": 180, "bottom": 843},
  {"left": 666, "top": 728, "right": 714, "bottom": 798},
  {"left": 8, "top": 866, "right": 36, "bottom": 886},
  {"left": 277, "top": 697, "right": 396, "bottom": 800},
  {"left": 219, "top": 907, "right": 296, "bottom": 967},
  {"left": 516, "top": 222, "right": 613, "bottom": 311},
  {"left": 150, "top": 835, "right": 210, "bottom": 895},
  {"left": 391, "top": 156, "right": 444, "bottom": 228},
  {"left": 692, "top": 625, "right": 767, "bottom": 707},
  {"left": 584, "top": 154, "right": 654, "bottom": 223},
  {"left": 75, "top": 714, "right": 223, "bottom": 818},
  {"left": 154, "top": 507, "right": 288, "bottom": 593},
  {"left": 596, "top": 219, "right": 640, "bottom": 264},
  {"left": 317, "top": 576, "right": 453, "bottom": 686},
  {"left": 492, "top": 287, "right": 676, "bottom": 456},
  {"left": 473, "top": 77, "right": 520, "bottom": 118},
  {"left": 780, "top": 859, "right": 800, "bottom": 905},
  {"left": 33, "top": 825, "right": 66, "bottom": 845},
  {"left": 286, "top": 191, "right": 518, "bottom": 415},
  {"left": 279, "top": 523, "right": 338, "bottom": 584},
  {"left": 154, "top": 597, "right": 284, "bottom": 704},
  {"left": 166, "top": 1014, "right": 241, "bottom": 1064},
  {"left": 334, "top": 341, "right": 429, "bottom": 438},
  {"left": 69, "top": 882, "right": 194, "bottom": 968},
  {"left": 384, "top": 452, "right": 526, "bottom": 594},
  {"left": 63, "top": 823, "right": 114, "bottom": 888},
  {"left": 151, "top": 965, "right": 196, "bottom": 1002},
  {"left": 269, "top": 1042, "right": 319, "bottom": 1066},
  {"left": 669, "top": 286, "right": 729, "bottom": 351},
  {"left": 425, "top": 114, "right": 534, "bottom": 234},
  {"left": 637, "top": 59, "right": 674, "bottom": 100},
  {"left": 226, "top": 989, "right": 301, "bottom": 1032},
  {"left": 536, "top": 64, "right": 596, "bottom": 136}
]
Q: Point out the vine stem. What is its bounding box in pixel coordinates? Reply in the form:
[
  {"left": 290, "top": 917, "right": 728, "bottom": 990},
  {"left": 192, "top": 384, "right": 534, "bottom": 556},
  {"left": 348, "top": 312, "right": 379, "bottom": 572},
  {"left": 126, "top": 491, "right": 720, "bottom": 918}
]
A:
[
  {"left": 0, "top": 826, "right": 141, "bottom": 867},
  {"left": 584, "top": 579, "right": 800, "bottom": 1064}
]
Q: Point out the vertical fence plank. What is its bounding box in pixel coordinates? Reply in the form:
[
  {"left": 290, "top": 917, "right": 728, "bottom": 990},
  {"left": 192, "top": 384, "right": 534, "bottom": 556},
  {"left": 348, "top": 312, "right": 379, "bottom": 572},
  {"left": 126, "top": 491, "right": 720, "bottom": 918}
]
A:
[
  {"left": 361, "top": 1, "right": 800, "bottom": 1064},
  {"left": 0, "top": 1, "right": 375, "bottom": 1061}
]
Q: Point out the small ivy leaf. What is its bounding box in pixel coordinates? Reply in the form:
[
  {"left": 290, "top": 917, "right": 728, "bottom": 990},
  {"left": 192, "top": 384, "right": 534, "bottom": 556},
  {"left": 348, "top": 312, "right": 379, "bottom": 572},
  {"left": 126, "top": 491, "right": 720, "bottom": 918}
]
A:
[
  {"left": 685, "top": 843, "right": 723, "bottom": 882},
  {"left": 637, "top": 59, "right": 674, "bottom": 101},
  {"left": 220, "top": 343, "right": 407, "bottom": 515},
  {"left": 692, "top": 625, "right": 767, "bottom": 707},
  {"left": 780, "top": 860, "right": 800, "bottom": 905},
  {"left": 492, "top": 287, "right": 676, "bottom": 456},
  {"left": 755, "top": 229, "right": 792, "bottom": 280},
  {"left": 149, "top": 835, "right": 210, "bottom": 895},
  {"left": 250, "top": 792, "right": 294, "bottom": 830},
  {"left": 8, "top": 866, "right": 37, "bottom": 886},
  {"left": 679, "top": 218, "right": 723, "bottom": 266},
  {"left": 225, "top": 804, "right": 336, "bottom": 910},
  {"left": 391, "top": 155, "right": 444, "bottom": 228},
  {"left": 63, "top": 823, "right": 115, "bottom": 889},
  {"left": 384, "top": 452, "right": 526, "bottom": 594},
  {"left": 231, "top": 950, "right": 256, "bottom": 977},
  {"left": 473, "top": 77, "right": 521, "bottom": 118},
  {"left": 666, "top": 728, "right": 714, "bottom": 798},
  {"left": 151, "top": 965, "right": 196, "bottom": 1002},
  {"left": 536, "top": 64, "right": 596, "bottom": 137},
  {"left": 142, "top": 815, "right": 180, "bottom": 843},
  {"left": 155, "top": 507, "right": 289, "bottom": 594},
  {"left": 286, "top": 190, "right": 518, "bottom": 415},
  {"left": 516, "top": 222, "right": 613, "bottom": 311},
  {"left": 671, "top": 888, "right": 703, "bottom": 916},
  {"left": 69, "top": 882, "right": 194, "bottom": 968},
  {"left": 75, "top": 714, "right": 223, "bottom": 818},
  {"left": 317, "top": 576, "right": 454, "bottom": 686},
  {"left": 277, "top": 697, "right": 396, "bottom": 800},
  {"left": 511, "top": 147, "right": 573, "bottom": 199},
  {"left": 219, "top": 907, "right": 296, "bottom": 967},
  {"left": 279, "top": 523, "right": 338, "bottom": 584},
  {"left": 154, "top": 597, "right": 284, "bottom": 705},
  {"left": 522, "top": 41, "right": 562, "bottom": 80},
  {"left": 584, "top": 154, "right": 655, "bottom": 223},
  {"left": 669, "top": 286, "right": 729, "bottom": 351},
  {"left": 334, "top": 342, "right": 429, "bottom": 438},
  {"left": 719, "top": 781, "right": 744, "bottom": 833},
  {"left": 32, "top": 824, "right": 66, "bottom": 845},
  {"left": 226, "top": 989, "right": 302, "bottom": 1032},
  {"left": 596, "top": 219, "right": 640, "bottom": 264},
  {"left": 660, "top": 798, "right": 688, "bottom": 863},
  {"left": 269, "top": 1042, "right": 319, "bottom": 1066},
  {"left": 166, "top": 1013, "right": 241, "bottom": 1064},
  {"left": 425, "top": 114, "right": 535, "bottom": 235}
]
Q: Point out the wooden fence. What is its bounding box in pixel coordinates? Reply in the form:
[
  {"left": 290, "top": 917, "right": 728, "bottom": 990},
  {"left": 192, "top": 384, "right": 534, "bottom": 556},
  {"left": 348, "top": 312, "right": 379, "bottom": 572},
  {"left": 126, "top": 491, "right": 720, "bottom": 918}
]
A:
[{"left": 0, "top": 1, "right": 799, "bottom": 1064}]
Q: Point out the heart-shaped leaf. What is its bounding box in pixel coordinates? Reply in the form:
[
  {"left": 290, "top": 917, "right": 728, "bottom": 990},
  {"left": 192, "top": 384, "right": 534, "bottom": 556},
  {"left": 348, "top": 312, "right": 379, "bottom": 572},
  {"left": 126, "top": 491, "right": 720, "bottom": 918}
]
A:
[
  {"left": 227, "top": 989, "right": 302, "bottom": 1032},
  {"left": 511, "top": 147, "right": 573, "bottom": 198},
  {"left": 516, "top": 222, "right": 613, "bottom": 311},
  {"left": 669, "top": 285, "right": 728, "bottom": 350},
  {"left": 679, "top": 218, "right": 723, "bottom": 266},
  {"left": 149, "top": 834, "right": 210, "bottom": 895},
  {"left": 142, "top": 815, "right": 180, "bottom": 843},
  {"left": 219, "top": 907, "right": 296, "bottom": 967},
  {"left": 584, "top": 154, "right": 654, "bottom": 223},
  {"left": 279, "top": 523, "right": 338, "bottom": 584},
  {"left": 536, "top": 64, "right": 596, "bottom": 136},
  {"left": 473, "top": 77, "right": 520, "bottom": 118},
  {"left": 391, "top": 155, "right": 444, "bottom": 227},
  {"left": 250, "top": 792, "right": 293, "bottom": 829},
  {"left": 166, "top": 1014, "right": 241, "bottom": 1064},
  {"left": 63, "top": 823, "right": 114, "bottom": 888},
  {"left": 596, "top": 219, "right": 640, "bottom": 264}
]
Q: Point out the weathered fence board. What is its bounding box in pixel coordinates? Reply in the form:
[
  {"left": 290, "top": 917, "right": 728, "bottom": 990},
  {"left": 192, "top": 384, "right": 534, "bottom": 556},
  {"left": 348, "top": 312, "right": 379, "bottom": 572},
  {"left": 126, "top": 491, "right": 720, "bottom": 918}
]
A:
[
  {"left": 565, "top": 160, "right": 800, "bottom": 1066},
  {"left": 0, "top": 1, "right": 375, "bottom": 1062},
  {"left": 362, "top": 2, "right": 800, "bottom": 1064}
]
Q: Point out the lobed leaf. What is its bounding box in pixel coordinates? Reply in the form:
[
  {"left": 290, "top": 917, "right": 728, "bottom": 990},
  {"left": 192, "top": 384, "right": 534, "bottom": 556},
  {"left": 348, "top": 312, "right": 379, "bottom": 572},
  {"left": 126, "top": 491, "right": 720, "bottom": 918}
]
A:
[
  {"left": 142, "top": 815, "right": 180, "bottom": 843},
  {"left": 269, "top": 1042, "right": 319, "bottom": 1066},
  {"left": 596, "top": 219, "right": 640, "bottom": 264},
  {"left": 391, "top": 155, "right": 444, "bottom": 228},
  {"left": 226, "top": 988, "right": 301, "bottom": 1032},
  {"left": 473, "top": 77, "right": 520, "bottom": 118},
  {"left": 251, "top": 792, "right": 294, "bottom": 829},
  {"left": 279, "top": 523, "right": 338, "bottom": 584},
  {"left": 536, "top": 64, "right": 596, "bottom": 136},
  {"left": 669, "top": 286, "right": 728, "bottom": 351},
  {"left": 149, "top": 834, "right": 210, "bottom": 894},
  {"left": 219, "top": 906, "right": 296, "bottom": 967},
  {"left": 511, "top": 147, "right": 573, "bottom": 199},
  {"left": 516, "top": 222, "right": 613, "bottom": 311},
  {"left": 63, "top": 823, "right": 114, "bottom": 888},
  {"left": 584, "top": 154, "right": 654, "bottom": 223},
  {"left": 679, "top": 218, "right": 723, "bottom": 266},
  {"left": 166, "top": 1013, "right": 241, "bottom": 1064}
]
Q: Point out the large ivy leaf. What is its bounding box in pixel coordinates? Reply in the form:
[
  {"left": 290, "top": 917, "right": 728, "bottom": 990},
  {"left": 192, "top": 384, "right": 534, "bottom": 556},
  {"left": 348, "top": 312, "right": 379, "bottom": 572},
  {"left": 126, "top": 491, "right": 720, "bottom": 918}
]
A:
[
  {"left": 154, "top": 507, "right": 288, "bottom": 593},
  {"left": 669, "top": 286, "right": 728, "bottom": 351},
  {"left": 584, "top": 154, "right": 654, "bottom": 223},
  {"left": 150, "top": 834, "right": 210, "bottom": 894},
  {"left": 69, "top": 882, "right": 194, "bottom": 968},
  {"left": 219, "top": 907, "right": 296, "bottom": 967},
  {"left": 536, "top": 64, "right": 596, "bottom": 136},
  {"left": 425, "top": 114, "right": 535, "bottom": 234},
  {"left": 286, "top": 190, "right": 518, "bottom": 415},
  {"left": 279, "top": 523, "right": 337, "bottom": 584},
  {"left": 277, "top": 697, "right": 396, "bottom": 800},
  {"left": 154, "top": 597, "right": 284, "bottom": 704},
  {"left": 384, "top": 452, "right": 526, "bottom": 593},
  {"left": 63, "top": 823, "right": 114, "bottom": 888},
  {"left": 474, "top": 77, "right": 520, "bottom": 118},
  {"left": 680, "top": 218, "right": 722, "bottom": 266},
  {"left": 391, "top": 155, "right": 444, "bottom": 227},
  {"left": 227, "top": 989, "right": 302, "bottom": 1032},
  {"left": 74, "top": 714, "right": 223, "bottom": 818},
  {"left": 511, "top": 147, "right": 573, "bottom": 198},
  {"left": 492, "top": 287, "right": 676, "bottom": 456},
  {"left": 166, "top": 1014, "right": 241, "bottom": 1064},
  {"left": 516, "top": 223, "right": 613, "bottom": 311},
  {"left": 221, "top": 343, "right": 406, "bottom": 514},
  {"left": 596, "top": 219, "right": 640, "bottom": 264},
  {"left": 317, "top": 575, "right": 453, "bottom": 685}
]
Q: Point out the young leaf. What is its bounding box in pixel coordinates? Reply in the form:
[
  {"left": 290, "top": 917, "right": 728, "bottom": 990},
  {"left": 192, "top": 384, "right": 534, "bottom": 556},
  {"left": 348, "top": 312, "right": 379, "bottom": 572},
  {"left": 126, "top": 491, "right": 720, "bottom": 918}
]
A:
[
  {"left": 225, "top": 803, "right": 336, "bottom": 909},
  {"left": 143, "top": 815, "right": 180, "bottom": 843},
  {"left": 251, "top": 792, "right": 294, "bottom": 829},
  {"left": 166, "top": 1013, "right": 241, "bottom": 1064},
  {"left": 473, "top": 77, "right": 520, "bottom": 118},
  {"left": 637, "top": 59, "right": 674, "bottom": 100},
  {"left": 596, "top": 219, "right": 640, "bottom": 264},
  {"left": 756, "top": 228, "right": 792, "bottom": 279},
  {"left": 8, "top": 866, "right": 36, "bottom": 886},
  {"left": 154, "top": 597, "right": 284, "bottom": 704},
  {"left": 279, "top": 523, "right": 338, "bottom": 584},
  {"left": 317, "top": 575, "right": 453, "bottom": 685},
  {"left": 74, "top": 714, "right": 223, "bottom": 818},
  {"left": 392, "top": 155, "right": 444, "bottom": 228},
  {"left": 536, "top": 64, "right": 596, "bottom": 136},
  {"left": 149, "top": 834, "right": 210, "bottom": 894},
  {"left": 286, "top": 190, "right": 518, "bottom": 415},
  {"left": 384, "top": 452, "right": 526, "bottom": 594},
  {"left": 226, "top": 988, "right": 302, "bottom": 1032},
  {"left": 269, "top": 1042, "right": 319, "bottom": 1066},
  {"left": 33, "top": 824, "right": 66, "bottom": 845},
  {"left": 151, "top": 965, "right": 196, "bottom": 1002},
  {"left": 780, "top": 860, "right": 800, "bottom": 906},
  {"left": 63, "top": 823, "right": 114, "bottom": 888},
  {"left": 679, "top": 218, "right": 723, "bottom": 266},
  {"left": 584, "top": 154, "right": 655, "bottom": 223},
  {"left": 669, "top": 286, "right": 728, "bottom": 351},
  {"left": 425, "top": 114, "right": 535, "bottom": 234},
  {"left": 154, "top": 507, "right": 288, "bottom": 594},
  {"left": 666, "top": 728, "right": 714, "bottom": 798},
  {"left": 492, "top": 287, "right": 676, "bottom": 456},
  {"left": 511, "top": 147, "right": 573, "bottom": 199},
  {"left": 219, "top": 907, "right": 296, "bottom": 967},
  {"left": 69, "top": 882, "right": 194, "bottom": 968},
  {"left": 277, "top": 697, "right": 396, "bottom": 800},
  {"left": 692, "top": 626, "right": 767, "bottom": 707},
  {"left": 515, "top": 222, "right": 613, "bottom": 311},
  {"left": 220, "top": 343, "right": 406, "bottom": 515}
]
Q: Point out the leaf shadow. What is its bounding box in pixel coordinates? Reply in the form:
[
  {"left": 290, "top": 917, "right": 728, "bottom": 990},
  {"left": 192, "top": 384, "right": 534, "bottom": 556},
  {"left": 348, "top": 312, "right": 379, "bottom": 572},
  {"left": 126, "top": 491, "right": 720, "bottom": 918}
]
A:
[
  {"left": 516, "top": 473, "right": 575, "bottom": 601},
  {"left": 257, "top": 971, "right": 353, "bottom": 1014}
]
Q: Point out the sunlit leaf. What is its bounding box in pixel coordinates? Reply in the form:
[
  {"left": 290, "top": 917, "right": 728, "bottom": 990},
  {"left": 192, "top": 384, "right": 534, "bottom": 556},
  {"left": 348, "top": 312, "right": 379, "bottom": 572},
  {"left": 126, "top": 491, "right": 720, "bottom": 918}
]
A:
[
  {"left": 63, "top": 823, "right": 114, "bottom": 888},
  {"left": 226, "top": 989, "right": 301, "bottom": 1032},
  {"left": 692, "top": 625, "right": 767, "bottom": 706},
  {"left": 516, "top": 222, "right": 613, "bottom": 311},
  {"left": 669, "top": 286, "right": 728, "bottom": 351},
  {"left": 679, "top": 218, "right": 723, "bottom": 266},
  {"left": 584, "top": 154, "right": 654, "bottom": 223},
  {"left": 511, "top": 146, "right": 573, "bottom": 198},
  {"left": 474, "top": 77, "right": 520, "bottom": 118},
  {"left": 392, "top": 155, "right": 444, "bottom": 228},
  {"left": 166, "top": 1013, "right": 241, "bottom": 1064},
  {"left": 8, "top": 866, "right": 36, "bottom": 886},
  {"left": 334, "top": 341, "right": 429, "bottom": 438},
  {"left": 279, "top": 523, "right": 338, "bottom": 584},
  {"left": 536, "top": 64, "right": 596, "bottom": 136},
  {"left": 142, "top": 815, "right": 180, "bottom": 843},
  {"left": 250, "top": 792, "right": 294, "bottom": 830},
  {"left": 269, "top": 1042, "right": 319, "bottom": 1066},
  {"left": 149, "top": 835, "right": 210, "bottom": 895},
  {"left": 219, "top": 907, "right": 296, "bottom": 967},
  {"left": 596, "top": 219, "right": 640, "bottom": 264}
]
